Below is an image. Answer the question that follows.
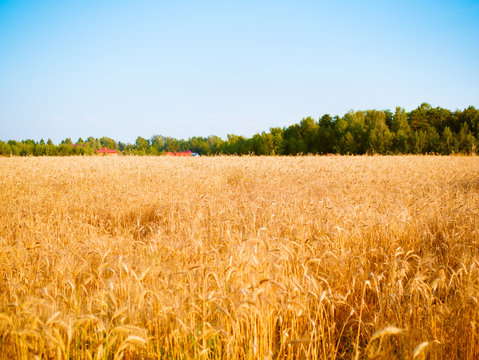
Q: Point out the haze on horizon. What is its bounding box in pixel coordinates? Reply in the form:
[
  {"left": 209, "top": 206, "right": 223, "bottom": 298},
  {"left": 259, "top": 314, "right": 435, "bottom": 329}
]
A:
[{"left": 1, "top": 0, "right": 478, "bottom": 144}]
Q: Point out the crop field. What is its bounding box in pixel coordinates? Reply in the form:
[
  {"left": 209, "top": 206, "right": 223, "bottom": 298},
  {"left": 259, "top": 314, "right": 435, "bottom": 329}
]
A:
[{"left": 1, "top": 156, "right": 479, "bottom": 359}]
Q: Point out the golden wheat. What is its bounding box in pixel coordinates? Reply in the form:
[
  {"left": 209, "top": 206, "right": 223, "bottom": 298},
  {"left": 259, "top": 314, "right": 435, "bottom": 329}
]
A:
[{"left": 0, "top": 155, "right": 478, "bottom": 359}]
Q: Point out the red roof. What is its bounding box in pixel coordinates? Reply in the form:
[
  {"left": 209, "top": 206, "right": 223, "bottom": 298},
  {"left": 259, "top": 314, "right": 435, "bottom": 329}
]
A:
[
  {"left": 97, "top": 147, "right": 118, "bottom": 154},
  {"left": 165, "top": 151, "right": 192, "bottom": 156}
]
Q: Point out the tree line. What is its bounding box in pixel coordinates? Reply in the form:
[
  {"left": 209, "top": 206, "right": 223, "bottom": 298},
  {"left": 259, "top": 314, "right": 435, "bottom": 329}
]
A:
[{"left": 1, "top": 103, "right": 478, "bottom": 156}]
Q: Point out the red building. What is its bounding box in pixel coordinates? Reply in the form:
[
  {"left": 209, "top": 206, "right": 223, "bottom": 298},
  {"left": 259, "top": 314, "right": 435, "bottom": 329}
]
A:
[
  {"left": 97, "top": 147, "right": 119, "bottom": 155},
  {"left": 165, "top": 151, "right": 195, "bottom": 157}
]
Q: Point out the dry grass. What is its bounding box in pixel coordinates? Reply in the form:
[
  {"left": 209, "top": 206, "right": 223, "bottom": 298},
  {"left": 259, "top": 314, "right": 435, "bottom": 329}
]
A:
[{"left": 0, "top": 155, "right": 478, "bottom": 359}]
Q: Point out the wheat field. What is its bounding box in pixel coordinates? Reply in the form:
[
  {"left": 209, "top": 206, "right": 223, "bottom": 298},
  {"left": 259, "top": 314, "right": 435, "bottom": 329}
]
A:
[{"left": 0, "top": 156, "right": 478, "bottom": 359}]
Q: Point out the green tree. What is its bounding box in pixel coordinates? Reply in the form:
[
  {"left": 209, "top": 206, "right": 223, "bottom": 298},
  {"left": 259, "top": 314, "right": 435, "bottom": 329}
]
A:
[
  {"left": 424, "top": 127, "right": 441, "bottom": 153},
  {"left": 163, "top": 137, "right": 180, "bottom": 152},
  {"left": 316, "top": 114, "right": 336, "bottom": 154},
  {"left": 284, "top": 137, "right": 298, "bottom": 155},
  {"left": 188, "top": 136, "right": 210, "bottom": 155},
  {"left": 87, "top": 137, "right": 101, "bottom": 150},
  {"left": 251, "top": 134, "right": 262, "bottom": 155},
  {"left": 366, "top": 110, "right": 393, "bottom": 154},
  {"left": 456, "top": 106, "right": 479, "bottom": 137},
  {"left": 135, "top": 136, "right": 149, "bottom": 152},
  {"left": 409, "top": 130, "right": 428, "bottom": 154},
  {"left": 347, "top": 111, "right": 367, "bottom": 154},
  {"left": 392, "top": 107, "right": 409, "bottom": 133},
  {"left": 391, "top": 107, "right": 410, "bottom": 153},
  {"left": 458, "top": 123, "right": 477, "bottom": 153},
  {"left": 409, "top": 102, "right": 432, "bottom": 131},
  {"left": 100, "top": 137, "right": 118, "bottom": 149},
  {"left": 223, "top": 134, "right": 247, "bottom": 154},
  {"left": 21, "top": 140, "right": 35, "bottom": 156},
  {"left": 33, "top": 143, "right": 46, "bottom": 156},
  {"left": 0, "top": 141, "right": 11, "bottom": 155},
  {"left": 440, "top": 127, "right": 455, "bottom": 154},
  {"left": 384, "top": 109, "right": 393, "bottom": 129},
  {"left": 46, "top": 143, "right": 57, "bottom": 155},
  {"left": 299, "top": 117, "right": 319, "bottom": 153},
  {"left": 58, "top": 144, "right": 73, "bottom": 156},
  {"left": 334, "top": 116, "right": 350, "bottom": 154},
  {"left": 269, "top": 127, "right": 283, "bottom": 154},
  {"left": 251, "top": 132, "right": 275, "bottom": 155},
  {"left": 150, "top": 135, "right": 164, "bottom": 153},
  {"left": 207, "top": 135, "right": 224, "bottom": 154}
]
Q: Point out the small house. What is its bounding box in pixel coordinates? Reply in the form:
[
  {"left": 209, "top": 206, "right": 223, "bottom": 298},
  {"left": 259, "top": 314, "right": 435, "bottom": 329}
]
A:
[
  {"left": 97, "top": 147, "right": 119, "bottom": 156},
  {"left": 165, "top": 151, "right": 197, "bottom": 157}
]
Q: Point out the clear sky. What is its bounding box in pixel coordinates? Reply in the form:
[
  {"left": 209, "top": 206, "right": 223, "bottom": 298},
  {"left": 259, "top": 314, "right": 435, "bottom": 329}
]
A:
[{"left": 1, "top": 0, "right": 478, "bottom": 143}]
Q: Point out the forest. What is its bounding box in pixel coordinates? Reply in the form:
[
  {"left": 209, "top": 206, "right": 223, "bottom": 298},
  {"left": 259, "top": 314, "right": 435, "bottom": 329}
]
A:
[{"left": 1, "top": 103, "right": 478, "bottom": 156}]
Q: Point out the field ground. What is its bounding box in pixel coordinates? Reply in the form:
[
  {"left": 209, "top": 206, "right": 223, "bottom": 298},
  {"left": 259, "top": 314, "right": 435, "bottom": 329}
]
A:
[{"left": 1, "top": 156, "right": 478, "bottom": 359}]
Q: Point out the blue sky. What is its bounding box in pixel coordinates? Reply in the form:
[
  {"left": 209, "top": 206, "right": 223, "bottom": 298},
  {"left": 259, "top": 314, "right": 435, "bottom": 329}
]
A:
[{"left": 1, "top": 0, "right": 478, "bottom": 143}]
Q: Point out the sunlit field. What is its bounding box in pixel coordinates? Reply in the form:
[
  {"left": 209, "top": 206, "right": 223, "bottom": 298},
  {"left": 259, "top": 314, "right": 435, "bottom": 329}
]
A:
[{"left": 1, "top": 156, "right": 478, "bottom": 359}]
